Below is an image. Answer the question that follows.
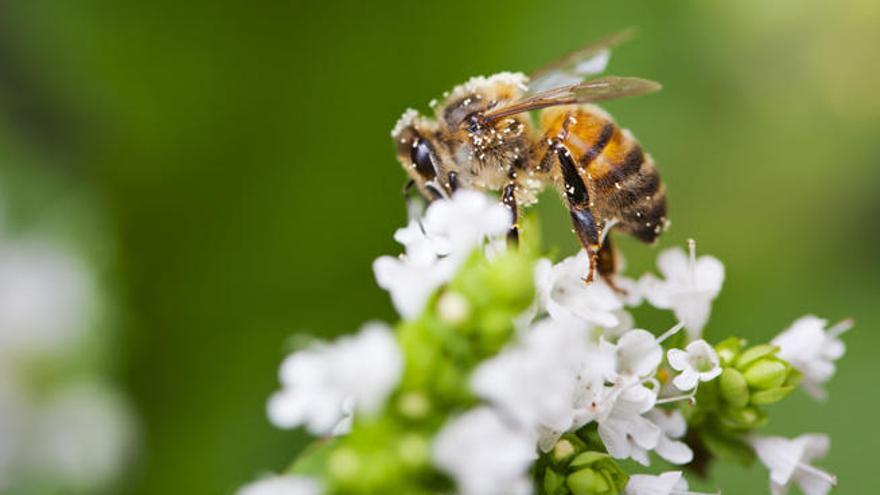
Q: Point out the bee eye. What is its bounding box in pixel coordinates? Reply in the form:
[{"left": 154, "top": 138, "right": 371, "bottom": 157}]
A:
[{"left": 410, "top": 138, "right": 437, "bottom": 179}]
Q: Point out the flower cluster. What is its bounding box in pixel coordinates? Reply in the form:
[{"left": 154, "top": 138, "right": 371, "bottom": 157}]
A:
[
  {"left": 241, "top": 192, "right": 849, "bottom": 495},
  {"left": 0, "top": 229, "right": 135, "bottom": 492}
]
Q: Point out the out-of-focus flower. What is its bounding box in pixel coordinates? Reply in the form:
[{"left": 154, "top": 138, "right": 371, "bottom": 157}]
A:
[
  {"left": 641, "top": 240, "right": 724, "bottom": 340},
  {"left": 772, "top": 315, "right": 851, "bottom": 400},
  {"left": 374, "top": 191, "right": 511, "bottom": 318},
  {"left": 28, "top": 383, "right": 135, "bottom": 490},
  {"left": 0, "top": 234, "right": 135, "bottom": 492},
  {"left": 471, "top": 320, "right": 588, "bottom": 451},
  {"left": 0, "top": 242, "right": 94, "bottom": 359},
  {"left": 667, "top": 339, "right": 722, "bottom": 391},
  {"left": 432, "top": 407, "right": 536, "bottom": 495},
  {"left": 237, "top": 475, "right": 322, "bottom": 495},
  {"left": 268, "top": 322, "right": 403, "bottom": 435},
  {"left": 750, "top": 433, "right": 836, "bottom": 495},
  {"left": 534, "top": 252, "right": 623, "bottom": 328}
]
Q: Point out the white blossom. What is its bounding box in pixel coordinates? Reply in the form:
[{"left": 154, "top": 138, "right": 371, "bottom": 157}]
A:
[
  {"left": 646, "top": 409, "right": 693, "bottom": 465},
  {"left": 625, "top": 471, "right": 715, "bottom": 495},
  {"left": 667, "top": 339, "right": 722, "bottom": 391},
  {"left": 28, "top": 383, "right": 135, "bottom": 490},
  {"left": 0, "top": 241, "right": 94, "bottom": 359},
  {"left": 433, "top": 407, "right": 536, "bottom": 495},
  {"left": 237, "top": 475, "right": 322, "bottom": 495},
  {"left": 534, "top": 251, "right": 624, "bottom": 328},
  {"left": 750, "top": 433, "right": 836, "bottom": 495},
  {"left": 373, "top": 191, "right": 511, "bottom": 318},
  {"left": 471, "top": 320, "right": 588, "bottom": 451},
  {"left": 614, "top": 329, "right": 663, "bottom": 383},
  {"left": 641, "top": 240, "right": 724, "bottom": 340},
  {"left": 597, "top": 385, "right": 660, "bottom": 466},
  {"left": 267, "top": 323, "right": 403, "bottom": 435},
  {"left": 772, "top": 315, "right": 850, "bottom": 400}
]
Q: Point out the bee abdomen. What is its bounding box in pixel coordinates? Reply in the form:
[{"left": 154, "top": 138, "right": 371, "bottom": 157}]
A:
[{"left": 583, "top": 127, "right": 667, "bottom": 243}]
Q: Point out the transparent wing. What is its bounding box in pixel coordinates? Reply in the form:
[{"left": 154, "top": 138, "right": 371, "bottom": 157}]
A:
[
  {"left": 483, "top": 76, "right": 661, "bottom": 122},
  {"left": 527, "top": 28, "right": 636, "bottom": 93}
]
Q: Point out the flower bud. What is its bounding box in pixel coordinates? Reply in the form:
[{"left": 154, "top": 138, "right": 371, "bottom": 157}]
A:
[
  {"left": 720, "top": 406, "right": 767, "bottom": 429},
  {"left": 719, "top": 368, "right": 749, "bottom": 408},
  {"left": 735, "top": 344, "right": 779, "bottom": 370},
  {"left": 714, "top": 337, "right": 743, "bottom": 366},
  {"left": 563, "top": 452, "right": 628, "bottom": 495},
  {"left": 743, "top": 359, "right": 787, "bottom": 390},
  {"left": 750, "top": 385, "right": 795, "bottom": 405},
  {"left": 567, "top": 468, "right": 611, "bottom": 495}
]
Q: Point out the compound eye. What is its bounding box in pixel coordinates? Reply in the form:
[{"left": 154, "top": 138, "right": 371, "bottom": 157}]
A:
[{"left": 410, "top": 138, "right": 437, "bottom": 180}]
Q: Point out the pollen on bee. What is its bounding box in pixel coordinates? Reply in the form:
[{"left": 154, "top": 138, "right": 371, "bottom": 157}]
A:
[{"left": 614, "top": 182, "right": 622, "bottom": 190}]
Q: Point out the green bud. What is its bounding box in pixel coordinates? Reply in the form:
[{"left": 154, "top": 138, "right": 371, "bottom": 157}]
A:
[
  {"left": 328, "top": 447, "right": 360, "bottom": 481},
  {"left": 719, "top": 368, "right": 749, "bottom": 408},
  {"left": 715, "top": 337, "right": 743, "bottom": 366},
  {"left": 751, "top": 385, "right": 795, "bottom": 405},
  {"left": 565, "top": 452, "right": 628, "bottom": 495},
  {"left": 552, "top": 439, "right": 578, "bottom": 465},
  {"left": 543, "top": 467, "right": 567, "bottom": 495},
  {"left": 396, "top": 433, "right": 429, "bottom": 468},
  {"left": 735, "top": 344, "right": 779, "bottom": 370},
  {"left": 397, "top": 391, "right": 430, "bottom": 419},
  {"left": 484, "top": 251, "right": 534, "bottom": 309},
  {"left": 721, "top": 406, "right": 767, "bottom": 429},
  {"left": 567, "top": 468, "right": 611, "bottom": 495},
  {"left": 743, "top": 360, "right": 788, "bottom": 390}
]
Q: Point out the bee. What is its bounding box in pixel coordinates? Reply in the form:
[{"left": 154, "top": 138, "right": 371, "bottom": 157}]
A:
[{"left": 391, "top": 30, "right": 667, "bottom": 284}]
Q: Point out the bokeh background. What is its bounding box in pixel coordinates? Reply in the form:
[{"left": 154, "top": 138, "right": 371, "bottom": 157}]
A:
[{"left": 0, "top": 0, "right": 878, "bottom": 493}]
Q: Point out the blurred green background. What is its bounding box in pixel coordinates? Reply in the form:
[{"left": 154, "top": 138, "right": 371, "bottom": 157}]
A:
[{"left": 0, "top": 0, "right": 877, "bottom": 493}]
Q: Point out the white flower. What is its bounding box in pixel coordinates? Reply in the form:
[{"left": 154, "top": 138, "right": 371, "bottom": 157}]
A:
[
  {"left": 667, "top": 339, "right": 722, "bottom": 391},
  {"left": 0, "top": 242, "right": 94, "bottom": 359},
  {"left": 597, "top": 385, "right": 660, "bottom": 466},
  {"left": 237, "top": 475, "right": 322, "bottom": 495},
  {"left": 772, "top": 315, "right": 851, "bottom": 400},
  {"left": 28, "top": 383, "right": 135, "bottom": 490},
  {"left": 432, "top": 407, "right": 536, "bottom": 495},
  {"left": 614, "top": 329, "right": 663, "bottom": 382},
  {"left": 535, "top": 251, "right": 624, "bottom": 328},
  {"left": 645, "top": 409, "right": 693, "bottom": 465},
  {"left": 373, "top": 191, "right": 511, "bottom": 318},
  {"left": 641, "top": 240, "right": 724, "bottom": 340},
  {"left": 267, "top": 323, "right": 403, "bottom": 435},
  {"left": 471, "top": 320, "right": 588, "bottom": 451},
  {"left": 625, "top": 471, "right": 715, "bottom": 495},
  {"left": 750, "top": 433, "right": 836, "bottom": 495}
]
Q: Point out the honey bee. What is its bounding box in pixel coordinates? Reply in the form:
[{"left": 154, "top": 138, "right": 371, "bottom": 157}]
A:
[{"left": 391, "top": 30, "right": 667, "bottom": 284}]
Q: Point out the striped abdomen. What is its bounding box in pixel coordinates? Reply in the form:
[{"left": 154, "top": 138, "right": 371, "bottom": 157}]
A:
[{"left": 539, "top": 105, "right": 667, "bottom": 243}]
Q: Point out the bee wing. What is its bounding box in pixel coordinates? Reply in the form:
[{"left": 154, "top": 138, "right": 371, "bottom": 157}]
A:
[
  {"left": 483, "top": 76, "right": 661, "bottom": 122},
  {"left": 527, "top": 28, "right": 636, "bottom": 93}
]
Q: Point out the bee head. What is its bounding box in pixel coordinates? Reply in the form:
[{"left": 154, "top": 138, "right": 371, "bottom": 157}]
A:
[{"left": 391, "top": 109, "right": 447, "bottom": 200}]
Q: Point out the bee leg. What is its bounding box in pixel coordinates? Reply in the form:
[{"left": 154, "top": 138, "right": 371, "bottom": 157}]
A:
[
  {"left": 447, "top": 171, "right": 459, "bottom": 193},
  {"left": 502, "top": 180, "right": 519, "bottom": 247},
  {"left": 597, "top": 236, "right": 628, "bottom": 295},
  {"left": 402, "top": 179, "right": 428, "bottom": 233},
  {"left": 554, "top": 143, "right": 600, "bottom": 283}
]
